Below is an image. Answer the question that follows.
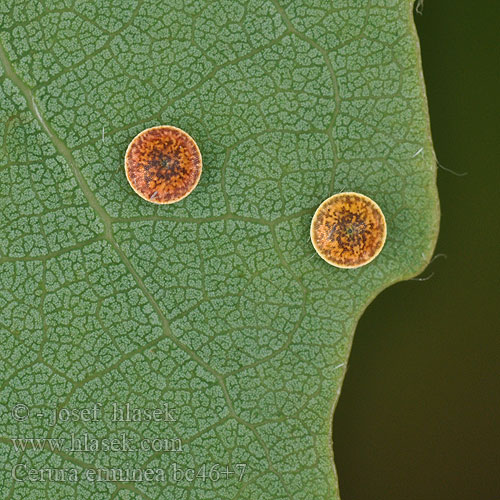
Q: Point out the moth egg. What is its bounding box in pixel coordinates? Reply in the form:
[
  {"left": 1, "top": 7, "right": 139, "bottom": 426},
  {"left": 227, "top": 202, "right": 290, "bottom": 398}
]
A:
[
  {"left": 125, "top": 125, "right": 202, "bottom": 204},
  {"left": 310, "top": 192, "right": 387, "bottom": 268}
]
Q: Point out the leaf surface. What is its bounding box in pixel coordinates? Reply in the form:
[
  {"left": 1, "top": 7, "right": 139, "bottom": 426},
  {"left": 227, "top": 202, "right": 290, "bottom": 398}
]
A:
[{"left": 0, "top": 1, "right": 439, "bottom": 498}]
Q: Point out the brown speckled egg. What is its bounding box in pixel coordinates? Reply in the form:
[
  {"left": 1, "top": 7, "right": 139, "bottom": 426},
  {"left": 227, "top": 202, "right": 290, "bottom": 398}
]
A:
[
  {"left": 310, "top": 192, "right": 386, "bottom": 268},
  {"left": 125, "top": 126, "right": 202, "bottom": 204}
]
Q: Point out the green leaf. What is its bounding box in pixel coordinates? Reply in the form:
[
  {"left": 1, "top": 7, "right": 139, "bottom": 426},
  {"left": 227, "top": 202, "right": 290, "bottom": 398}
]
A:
[{"left": 0, "top": 1, "right": 438, "bottom": 498}]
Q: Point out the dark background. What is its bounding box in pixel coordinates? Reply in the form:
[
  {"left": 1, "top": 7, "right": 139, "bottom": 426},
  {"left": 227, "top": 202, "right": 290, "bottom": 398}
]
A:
[{"left": 334, "top": 1, "right": 500, "bottom": 499}]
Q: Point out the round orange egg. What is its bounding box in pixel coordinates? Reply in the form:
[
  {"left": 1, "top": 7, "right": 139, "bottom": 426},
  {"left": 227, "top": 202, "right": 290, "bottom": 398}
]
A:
[
  {"left": 310, "top": 192, "right": 387, "bottom": 268},
  {"left": 125, "top": 126, "right": 202, "bottom": 204}
]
